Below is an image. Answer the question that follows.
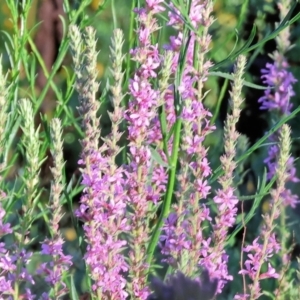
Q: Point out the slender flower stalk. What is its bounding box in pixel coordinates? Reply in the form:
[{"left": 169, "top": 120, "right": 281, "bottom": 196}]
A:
[
  {"left": 70, "top": 25, "right": 129, "bottom": 299},
  {"left": 160, "top": 0, "right": 215, "bottom": 274},
  {"left": 179, "top": 2, "right": 216, "bottom": 278},
  {"left": 38, "top": 118, "right": 72, "bottom": 299},
  {"left": 254, "top": 1, "right": 298, "bottom": 298},
  {"left": 125, "top": 2, "right": 167, "bottom": 298},
  {"left": 7, "top": 98, "right": 42, "bottom": 299},
  {"left": 258, "top": 54, "right": 298, "bottom": 205},
  {"left": 19, "top": 99, "right": 42, "bottom": 207},
  {"left": 0, "top": 64, "right": 33, "bottom": 298},
  {"left": 145, "top": 42, "right": 176, "bottom": 273},
  {"left": 257, "top": 1, "right": 298, "bottom": 197},
  {"left": 69, "top": 25, "right": 100, "bottom": 159},
  {"left": 202, "top": 55, "right": 246, "bottom": 292},
  {"left": 236, "top": 125, "right": 292, "bottom": 300},
  {"left": 69, "top": 25, "right": 102, "bottom": 298},
  {"left": 89, "top": 28, "right": 130, "bottom": 299}
]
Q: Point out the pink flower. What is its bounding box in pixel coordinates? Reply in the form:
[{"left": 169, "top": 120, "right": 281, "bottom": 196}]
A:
[
  {"left": 146, "top": 0, "right": 165, "bottom": 13},
  {"left": 214, "top": 188, "right": 239, "bottom": 211},
  {"left": 259, "top": 263, "right": 279, "bottom": 280},
  {"left": 195, "top": 179, "right": 211, "bottom": 198},
  {"left": 77, "top": 152, "right": 129, "bottom": 299}
]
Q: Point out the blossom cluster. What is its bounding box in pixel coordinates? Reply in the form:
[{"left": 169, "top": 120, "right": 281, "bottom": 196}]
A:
[
  {"left": 237, "top": 2, "right": 298, "bottom": 298},
  {"left": 0, "top": 0, "right": 298, "bottom": 299}
]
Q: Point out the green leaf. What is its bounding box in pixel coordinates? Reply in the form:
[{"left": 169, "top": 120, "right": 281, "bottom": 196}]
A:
[
  {"left": 209, "top": 71, "right": 267, "bottom": 90},
  {"left": 211, "top": 2, "right": 300, "bottom": 71},
  {"left": 149, "top": 146, "right": 170, "bottom": 168},
  {"left": 69, "top": 274, "right": 80, "bottom": 300},
  {"left": 211, "top": 24, "right": 256, "bottom": 70}
]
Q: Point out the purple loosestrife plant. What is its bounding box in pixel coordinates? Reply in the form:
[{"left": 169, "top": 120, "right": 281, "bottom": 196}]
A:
[
  {"left": 9, "top": 98, "right": 45, "bottom": 299},
  {"left": 201, "top": 55, "right": 247, "bottom": 293},
  {"left": 258, "top": 57, "right": 296, "bottom": 115},
  {"left": 257, "top": 0, "right": 298, "bottom": 205},
  {"left": 79, "top": 152, "right": 129, "bottom": 299},
  {"left": 38, "top": 118, "right": 72, "bottom": 299},
  {"left": 258, "top": 53, "right": 298, "bottom": 208},
  {"left": 255, "top": 1, "right": 299, "bottom": 298},
  {"left": 236, "top": 125, "right": 292, "bottom": 300},
  {"left": 0, "top": 98, "right": 41, "bottom": 300},
  {"left": 69, "top": 26, "right": 129, "bottom": 299},
  {"left": 1, "top": 32, "right": 39, "bottom": 300},
  {"left": 1, "top": 1, "right": 300, "bottom": 299},
  {"left": 66, "top": 2, "right": 300, "bottom": 299},
  {"left": 160, "top": 0, "right": 217, "bottom": 281},
  {"left": 125, "top": 2, "right": 170, "bottom": 299},
  {"left": 258, "top": 0, "right": 296, "bottom": 116}
]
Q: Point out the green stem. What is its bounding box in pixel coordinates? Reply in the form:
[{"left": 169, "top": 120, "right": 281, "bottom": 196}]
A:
[
  {"left": 146, "top": 116, "right": 182, "bottom": 272},
  {"left": 121, "top": 0, "right": 137, "bottom": 165},
  {"left": 27, "top": 36, "right": 83, "bottom": 137},
  {"left": 146, "top": 14, "right": 192, "bottom": 276},
  {"left": 124, "top": 0, "right": 137, "bottom": 93},
  {"left": 159, "top": 104, "right": 171, "bottom": 163}
]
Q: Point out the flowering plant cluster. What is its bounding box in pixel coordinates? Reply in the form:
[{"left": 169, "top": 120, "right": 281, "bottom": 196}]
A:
[{"left": 0, "top": 0, "right": 299, "bottom": 299}]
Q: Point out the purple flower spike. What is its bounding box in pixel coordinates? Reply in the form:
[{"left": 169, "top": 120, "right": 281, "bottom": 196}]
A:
[{"left": 258, "top": 56, "right": 297, "bottom": 114}]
